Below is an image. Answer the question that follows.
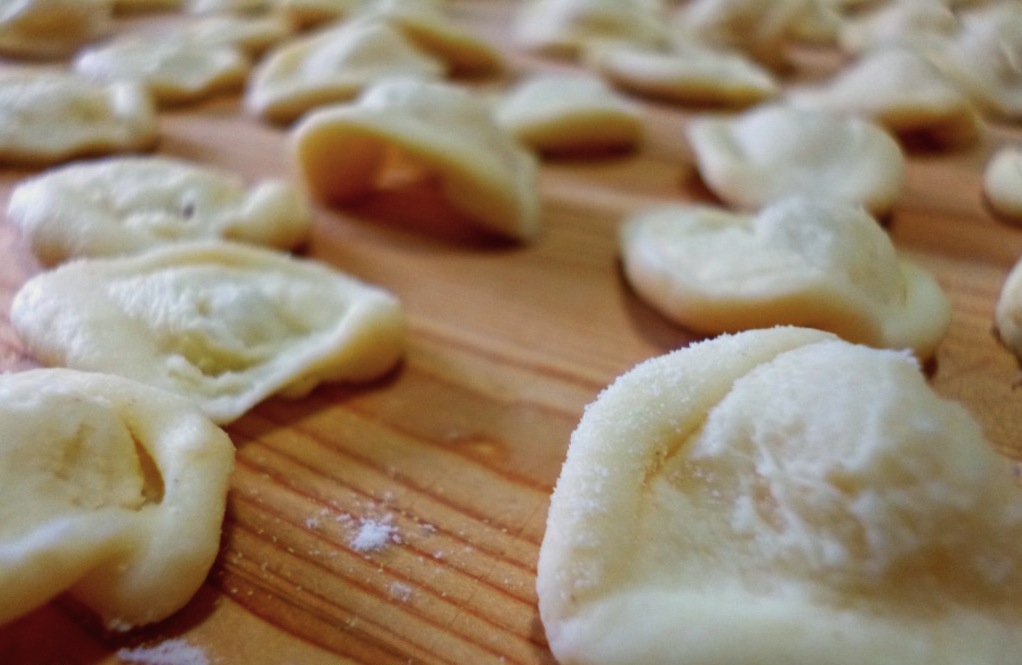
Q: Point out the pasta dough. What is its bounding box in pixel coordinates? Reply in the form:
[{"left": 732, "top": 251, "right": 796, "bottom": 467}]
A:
[
  {"left": 0, "top": 70, "right": 158, "bottom": 166},
  {"left": 246, "top": 19, "right": 445, "bottom": 124},
  {"left": 0, "top": 368, "right": 233, "bottom": 630},
  {"left": 495, "top": 73, "right": 642, "bottom": 155},
  {"left": 788, "top": 47, "right": 983, "bottom": 149},
  {"left": 586, "top": 41, "right": 779, "bottom": 107},
  {"left": 539, "top": 326, "right": 1022, "bottom": 665},
  {"left": 10, "top": 241, "right": 406, "bottom": 424},
  {"left": 619, "top": 197, "right": 950, "bottom": 359},
  {"left": 8, "top": 156, "right": 313, "bottom": 266},
  {"left": 686, "top": 104, "right": 905, "bottom": 216},
  {"left": 292, "top": 78, "right": 541, "bottom": 242},
  {"left": 994, "top": 253, "right": 1022, "bottom": 362},
  {"left": 984, "top": 147, "right": 1022, "bottom": 223},
  {"left": 514, "top": 0, "right": 668, "bottom": 58},
  {"left": 0, "top": 0, "right": 112, "bottom": 59},
  {"left": 74, "top": 36, "right": 249, "bottom": 106}
]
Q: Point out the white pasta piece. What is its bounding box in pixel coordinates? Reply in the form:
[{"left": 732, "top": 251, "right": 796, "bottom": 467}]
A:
[
  {"left": 10, "top": 241, "right": 406, "bottom": 424},
  {"left": 292, "top": 78, "right": 541, "bottom": 242},
  {"left": 788, "top": 46, "right": 983, "bottom": 149},
  {"left": 74, "top": 36, "right": 250, "bottom": 106},
  {"left": 686, "top": 104, "right": 905, "bottom": 216},
  {"left": 514, "top": 0, "right": 669, "bottom": 59},
  {"left": 172, "top": 13, "right": 297, "bottom": 57},
  {"left": 0, "top": 70, "right": 158, "bottom": 166},
  {"left": 246, "top": 19, "right": 445, "bottom": 124},
  {"left": 674, "top": 0, "right": 815, "bottom": 69},
  {"left": 984, "top": 146, "right": 1022, "bottom": 224},
  {"left": 838, "top": 0, "right": 958, "bottom": 55},
  {"left": 586, "top": 41, "right": 779, "bottom": 107},
  {"left": 0, "top": 368, "right": 233, "bottom": 631},
  {"left": 995, "top": 252, "right": 1022, "bottom": 362},
  {"left": 8, "top": 156, "right": 313, "bottom": 266},
  {"left": 0, "top": 0, "right": 112, "bottom": 59},
  {"left": 356, "top": 0, "right": 503, "bottom": 76},
  {"left": 923, "top": 3, "right": 1022, "bottom": 120},
  {"left": 495, "top": 73, "right": 643, "bottom": 155},
  {"left": 539, "top": 326, "right": 1022, "bottom": 665},
  {"left": 619, "top": 197, "right": 950, "bottom": 358}
]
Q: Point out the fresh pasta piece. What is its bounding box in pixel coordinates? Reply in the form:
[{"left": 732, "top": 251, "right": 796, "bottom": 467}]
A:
[
  {"left": 8, "top": 156, "right": 313, "bottom": 266},
  {"left": 586, "top": 41, "right": 778, "bottom": 107},
  {"left": 788, "top": 47, "right": 983, "bottom": 149},
  {"left": 924, "top": 3, "right": 1022, "bottom": 120},
  {"left": 0, "top": 70, "right": 158, "bottom": 166},
  {"left": 173, "top": 13, "right": 296, "bottom": 57},
  {"left": 514, "top": 0, "right": 669, "bottom": 59},
  {"left": 0, "top": 368, "right": 233, "bottom": 631},
  {"left": 246, "top": 19, "right": 445, "bottom": 124},
  {"left": 495, "top": 73, "right": 642, "bottom": 155},
  {"left": 619, "top": 197, "right": 950, "bottom": 358},
  {"left": 0, "top": 0, "right": 112, "bottom": 59},
  {"left": 995, "top": 253, "right": 1022, "bottom": 362},
  {"left": 539, "top": 326, "right": 1022, "bottom": 665},
  {"left": 674, "top": 0, "right": 814, "bottom": 69},
  {"left": 10, "top": 241, "right": 406, "bottom": 424},
  {"left": 686, "top": 104, "right": 905, "bottom": 216},
  {"left": 984, "top": 147, "right": 1022, "bottom": 223},
  {"left": 356, "top": 0, "right": 503, "bottom": 76},
  {"left": 292, "top": 78, "right": 541, "bottom": 242},
  {"left": 838, "top": 0, "right": 958, "bottom": 55},
  {"left": 74, "top": 36, "right": 249, "bottom": 106}
]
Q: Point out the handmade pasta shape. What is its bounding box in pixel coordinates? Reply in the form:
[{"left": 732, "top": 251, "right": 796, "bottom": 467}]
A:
[
  {"left": 619, "top": 197, "right": 950, "bottom": 358},
  {"left": 10, "top": 242, "right": 406, "bottom": 424},
  {"left": 246, "top": 19, "right": 446, "bottom": 125},
  {"left": 538, "top": 326, "right": 1022, "bottom": 665},
  {"left": 0, "top": 368, "right": 233, "bottom": 631},
  {"left": 788, "top": 47, "right": 983, "bottom": 149},
  {"left": 356, "top": 0, "right": 503, "bottom": 76},
  {"left": 984, "top": 147, "right": 1022, "bottom": 224},
  {"left": 686, "top": 104, "right": 905, "bottom": 216},
  {"left": 838, "top": 0, "right": 958, "bottom": 55},
  {"left": 495, "top": 74, "right": 642, "bottom": 155},
  {"left": 8, "top": 156, "right": 313, "bottom": 266},
  {"left": 995, "top": 253, "right": 1022, "bottom": 363},
  {"left": 0, "top": 0, "right": 112, "bottom": 59},
  {"left": 74, "top": 36, "right": 249, "bottom": 106},
  {"left": 586, "top": 41, "right": 779, "bottom": 107},
  {"left": 0, "top": 70, "right": 158, "bottom": 166},
  {"left": 292, "top": 78, "right": 541, "bottom": 242},
  {"left": 674, "top": 0, "right": 814, "bottom": 69},
  {"left": 514, "top": 0, "right": 669, "bottom": 59},
  {"left": 172, "top": 13, "right": 296, "bottom": 57},
  {"left": 924, "top": 3, "right": 1022, "bottom": 120}
]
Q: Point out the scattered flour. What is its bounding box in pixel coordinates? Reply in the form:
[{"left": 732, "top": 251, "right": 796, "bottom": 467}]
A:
[
  {"left": 116, "top": 639, "right": 209, "bottom": 665},
  {"left": 350, "top": 517, "right": 399, "bottom": 552},
  {"left": 389, "top": 581, "right": 413, "bottom": 602}
]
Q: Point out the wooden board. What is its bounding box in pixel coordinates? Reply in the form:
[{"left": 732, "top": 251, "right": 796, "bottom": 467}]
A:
[{"left": 1, "top": 3, "right": 1021, "bottom": 663}]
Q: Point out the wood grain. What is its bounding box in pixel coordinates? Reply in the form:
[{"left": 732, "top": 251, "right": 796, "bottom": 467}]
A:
[{"left": 1, "top": 3, "right": 1021, "bottom": 663}]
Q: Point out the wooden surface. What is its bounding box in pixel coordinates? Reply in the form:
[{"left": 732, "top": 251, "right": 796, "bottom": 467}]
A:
[{"left": 1, "top": 3, "right": 1022, "bottom": 663}]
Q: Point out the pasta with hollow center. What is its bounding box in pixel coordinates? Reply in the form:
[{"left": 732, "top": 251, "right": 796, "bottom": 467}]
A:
[
  {"left": 685, "top": 103, "right": 905, "bottom": 216},
  {"left": 8, "top": 156, "right": 314, "bottom": 266},
  {"left": 0, "top": 368, "right": 234, "bottom": 631},
  {"left": 291, "top": 77, "right": 541, "bottom": 242},
  {"left": 0, "top": 70, "right": 158, "bottom": 166},
  {"left": 539, "top": 326, "right": 1022, "bottom": 665},
  {"left": 619, "top": 197, "right": 950, "bottom": 359},
  {"left": 10, "top": 241, "right": 406, "bottom": 424}
]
